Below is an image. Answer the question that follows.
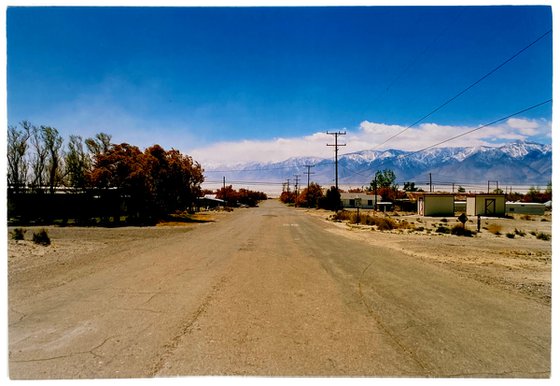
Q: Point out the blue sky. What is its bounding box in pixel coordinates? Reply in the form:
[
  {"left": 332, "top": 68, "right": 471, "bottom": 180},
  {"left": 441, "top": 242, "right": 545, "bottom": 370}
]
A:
[{"left": 6, "top": 5, "right": 553, "bottom": 166}]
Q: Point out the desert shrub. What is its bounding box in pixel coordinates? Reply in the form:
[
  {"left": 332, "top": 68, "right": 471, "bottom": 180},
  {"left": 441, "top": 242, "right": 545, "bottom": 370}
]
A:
[
  {"left": 374, "top": 217, "right": 397, "bottom": 231},
  {"left": 514, "top": 228, "right": 526, "bottom": 237},
  {"left": 32, "top": 229, "right": 51, "bottom": 246},
  {"left": 11, "top": 228, "right": 26, "bottom": 241},
  {"left": 415, "top": 226, "right": 425, "bottom": 232},
  {"left": 332, "top": 210, "right": 352, "bottom": 222},
  {"left": 436, "top": 225, "right": 450, "bottom": 234},
  {"left": 487, "top": 224, "right": 502, "bottom": 235},
  {"left": 530, "top": 231, "right": 537, "bottom": 236},
  {"left": 521, "top": 214, "right": 532, "bottom": 221},
  {"left": 441, "top": 218, "right": 448, "bottom": 223},
  {"left": 451, "top": 225, "right": 473, "bottom": 237},
  {"left": 397, "top": 220, "right": 413, "bottom": 229},
  {"left": 536, "top": 232, "right": 551, "bottom": 241},
  {"left": 506, "top": 232, "right": 515, "bottom": 239}
]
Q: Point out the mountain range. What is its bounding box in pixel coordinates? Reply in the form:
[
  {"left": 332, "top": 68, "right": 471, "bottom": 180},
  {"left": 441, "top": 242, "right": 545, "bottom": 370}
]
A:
[{"left": 206, "top": 141, "right": 552, "bottom": 189}]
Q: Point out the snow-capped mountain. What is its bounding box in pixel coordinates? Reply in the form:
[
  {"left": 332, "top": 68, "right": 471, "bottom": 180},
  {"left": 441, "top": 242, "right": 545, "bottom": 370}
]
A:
[{"left": 205, "top": 141, "right": 551, "bottom": 187}]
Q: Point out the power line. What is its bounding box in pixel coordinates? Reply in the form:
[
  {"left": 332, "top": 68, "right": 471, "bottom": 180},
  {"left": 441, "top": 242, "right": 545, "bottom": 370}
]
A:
[
  {"left": 373, "top": 28, "right": 552, "bottom": 150},
  {"left": 338, "top": 98, "right": 551, "bottom": 180},
  {"left": 401, "top": 99, "right": 552, "bottom": 158}
]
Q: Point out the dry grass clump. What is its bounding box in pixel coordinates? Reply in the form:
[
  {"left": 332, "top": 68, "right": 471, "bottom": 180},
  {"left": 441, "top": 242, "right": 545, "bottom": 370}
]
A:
[
  {"left": 32, "top": 229, "right": 51, "bottom": 246},
  {"left": 332, "top": 210, "right": 413, "bottom": 231},
  {"left": 10, "top": 228, "right": 26, "bottom": 241},
  {"left": 486, "top": 224, "right": 502, "bottom": 235}
]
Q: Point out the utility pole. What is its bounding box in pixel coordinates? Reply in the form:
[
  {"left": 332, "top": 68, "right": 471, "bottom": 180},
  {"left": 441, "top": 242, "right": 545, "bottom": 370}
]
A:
[
  {"left": 327, "top": 131, "right": 346, "bottom": 190},
  {"left": 294, "top": 174, "right": 300, "bottom": 207},
  {"left": 304, "top": 164, "right": 315, "bottom": 208},
  {"left": 429, "top": 173, "right": 433, "bottom": 193},
  {"left": 223, "top": 176, "right": 227, "bottom": 207},
  {"left": 487, "top": 180, "right": 499, "bottom": 193}
]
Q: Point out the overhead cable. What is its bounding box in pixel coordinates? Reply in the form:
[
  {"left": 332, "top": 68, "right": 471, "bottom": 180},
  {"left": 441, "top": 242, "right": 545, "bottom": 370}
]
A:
[{"left": 373, "top": 28, "right": 552, "bottom": 150}]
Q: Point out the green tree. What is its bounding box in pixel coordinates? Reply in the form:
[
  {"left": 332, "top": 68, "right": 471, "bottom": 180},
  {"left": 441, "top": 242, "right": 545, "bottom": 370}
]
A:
[
  {"left": 370, "top": 169, "right": 399, "bottom": 201},
  {"left": 403, "top": 182, "right": 418, "bottom": 192},
  {"left": 371, "top": 169, "right": 397, "bottom": 190},
  {"left": 318, "top": 186, "right": 341, "bottom": 211}
]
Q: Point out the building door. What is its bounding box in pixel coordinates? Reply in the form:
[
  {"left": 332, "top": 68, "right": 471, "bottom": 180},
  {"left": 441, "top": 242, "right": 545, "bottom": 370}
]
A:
[{"left": 485, "top": 199, "right": 496, "bottom": 215}]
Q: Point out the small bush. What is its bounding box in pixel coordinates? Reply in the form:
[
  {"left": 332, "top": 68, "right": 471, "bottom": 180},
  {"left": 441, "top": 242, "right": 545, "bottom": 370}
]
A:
[
  {"left": 451, "top": 224, "right": 473, "bottom": 237},
  {"left": 487, "top": 224, "right": 502, "bottom": 235},
  {"left": 10, "top": 228, "right": 26, "bottom": 241},
  {"left": 514, "top": 228, "right": 526, "bottom": 237},
  {"left": 441, "top": 218, "right": 448, "bottom": 223},
  {"left": 536, "top": 232, "right": 551, "bottom": 241},
  {"left": 332, "top": 210, "right": 352, "bottom": 222},
  {"left": 436, "top": 225, "right": 450, "bottom": 234},
  {"left": 375, "top": 217, "right": 397, "bottom": 231},
  {"left": 506, "top": 233, "right": 515, "bottom": 239},
  {"left": 415, "top": 226, "right": 425, "bottom": 232},
  {"left": 530, "top": 231, "right": 537, "bottom": 237},
  {"left": 32, "top": 229, "right": 51, "bottom": 246}
]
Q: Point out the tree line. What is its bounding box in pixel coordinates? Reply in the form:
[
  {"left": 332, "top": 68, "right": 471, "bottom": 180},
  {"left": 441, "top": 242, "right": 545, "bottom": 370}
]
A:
[
  {"left": 279, "top": 168, "right": 552, "bottom": 211},
  {"left": 7, "top": 121, "right": 204, "bottom": 223},
  {"left": 213, "top": 186, "right": 268, "bottom": 207}
]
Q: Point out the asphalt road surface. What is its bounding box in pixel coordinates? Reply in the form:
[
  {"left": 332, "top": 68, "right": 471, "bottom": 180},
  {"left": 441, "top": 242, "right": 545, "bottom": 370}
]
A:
[{"left": 8, "top": 200, "right": 550, "bottom": 378}]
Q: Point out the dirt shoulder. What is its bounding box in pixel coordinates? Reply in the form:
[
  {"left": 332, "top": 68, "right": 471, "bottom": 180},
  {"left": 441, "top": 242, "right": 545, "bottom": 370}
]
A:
[
  {"left": 304, "top": 208, "right": 552, "bottom": 306},
  {"left": 7, "top": 211, "right": 226, "bottom": 300}
]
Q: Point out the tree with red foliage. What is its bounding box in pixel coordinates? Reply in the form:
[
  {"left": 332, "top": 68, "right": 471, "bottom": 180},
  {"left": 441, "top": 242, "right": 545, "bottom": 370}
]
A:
[
  {"left": 90, "top": 143, "right": 204, "bottom": 221},
  {"left": 297, "top": 182, "right": 324, "bottom": 208},
  {"left": 280, "top": 191, "right": 297, "bottom": 204}
]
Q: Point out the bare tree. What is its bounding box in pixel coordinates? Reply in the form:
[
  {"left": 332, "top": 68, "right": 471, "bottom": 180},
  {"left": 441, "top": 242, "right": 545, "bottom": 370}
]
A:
[
  {"left": 85, "top": 132, "right": 112, "bottom": 158},
  {"left": 65, "top": 135, "right": 91, "bottom": 190},
  {"left": 42, "top": 126, "right": 64, "bottom": 194},
  {"left": 29, "top": 124, "right": 48, "bottom": 190},
  {"left": 7, "top": 121, "right": 31, "bottom": 192}
]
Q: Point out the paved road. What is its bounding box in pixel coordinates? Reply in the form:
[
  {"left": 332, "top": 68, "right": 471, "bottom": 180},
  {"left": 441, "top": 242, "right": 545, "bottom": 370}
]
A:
[{"left": 8, "top": 200, "right": 550, "bottom": 378}]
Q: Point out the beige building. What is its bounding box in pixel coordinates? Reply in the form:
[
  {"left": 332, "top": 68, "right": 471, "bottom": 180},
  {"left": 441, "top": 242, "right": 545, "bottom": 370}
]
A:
[
  {"left": 417, "top": 193, "right": 455, "bottom": 216},
  {"left": 340, "top": 193, "right": 382, "bottom": 209},
  {"left": 466, "top": 194, "right": 506, "bottom": 216}
]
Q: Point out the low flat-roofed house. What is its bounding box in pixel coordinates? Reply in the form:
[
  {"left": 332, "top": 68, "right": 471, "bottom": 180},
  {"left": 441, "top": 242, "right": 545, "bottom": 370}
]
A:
[
  {"left": 466, "top": 194, "right": 506, "bottom": 216},
  {"left": 418, "top": 193, "right": 455, "bottom": 216},
  {"left": 340, "top": 193, "right": 381, "bottom": 209},
  {"left": 506, "top": 201, "right": 546, "bottom": 215},
  {"left": 196, "top": 194, "right": 226, "bottom": 210}
]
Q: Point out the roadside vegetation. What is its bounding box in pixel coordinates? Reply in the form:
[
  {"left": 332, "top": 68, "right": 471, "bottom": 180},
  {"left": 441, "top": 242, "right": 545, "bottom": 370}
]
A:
[{"left": 8, "top": 121, "right": 205, "bottom": 225}]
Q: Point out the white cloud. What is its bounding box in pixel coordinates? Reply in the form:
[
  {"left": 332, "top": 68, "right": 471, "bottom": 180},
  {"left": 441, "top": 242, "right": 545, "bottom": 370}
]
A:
[
  {"left": 191, "top": 118, "right": 552, "bottom": 167},
  {"left": 506, "top": 118, "right": 542, "bottom": 136},
  {"left": 189, "top": 133, "right": 335, "bottom": 168}
]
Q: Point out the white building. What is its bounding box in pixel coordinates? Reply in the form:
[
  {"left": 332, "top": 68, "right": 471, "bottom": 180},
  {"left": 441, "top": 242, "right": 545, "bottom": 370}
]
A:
[
  {"left": 506, "top": 202, "right": 546, "bottom": 215},
  {"left": 340, "top": 193, "right": 382, "bottom": 209}
]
